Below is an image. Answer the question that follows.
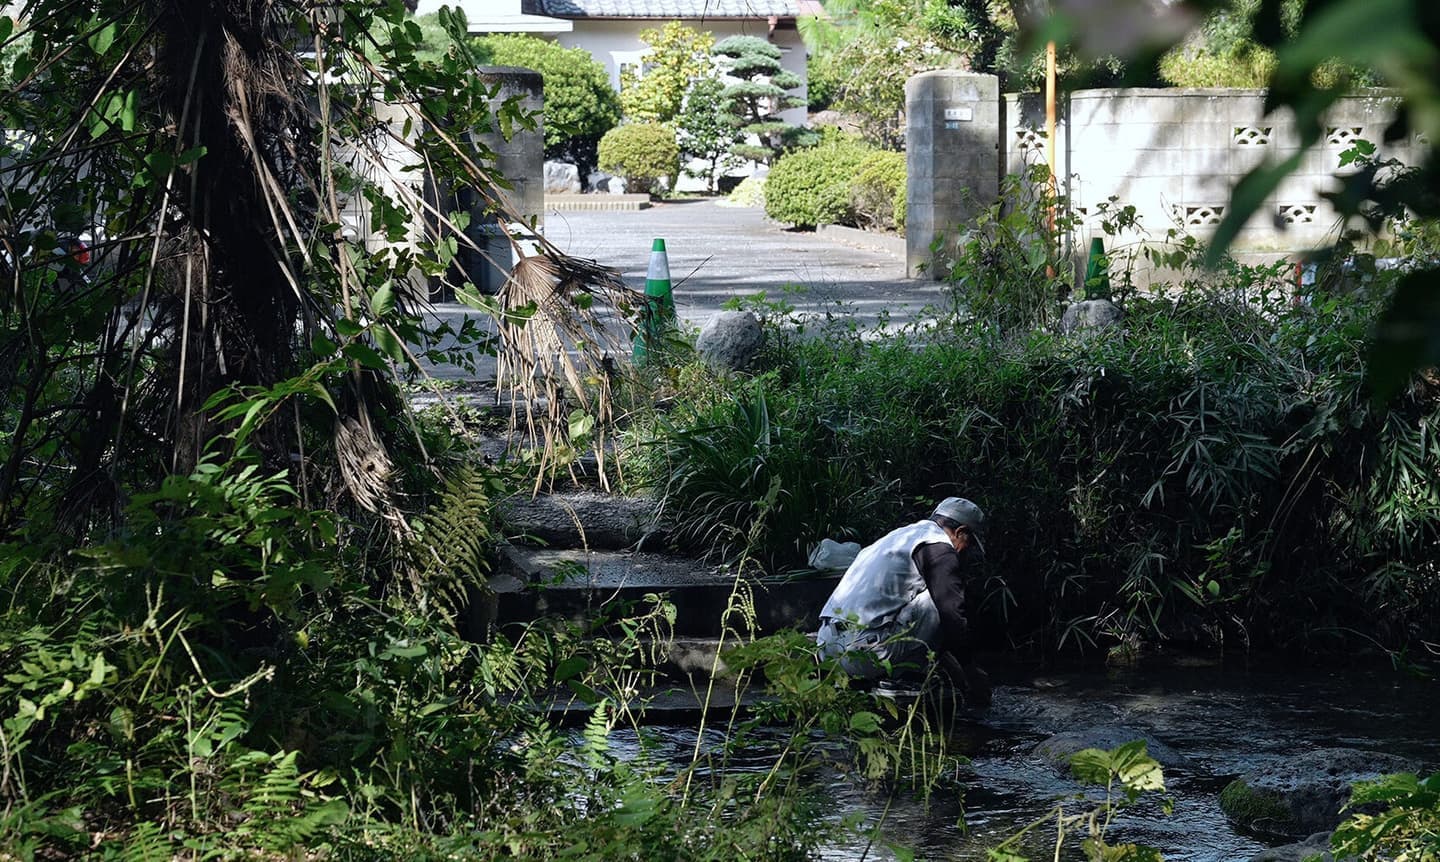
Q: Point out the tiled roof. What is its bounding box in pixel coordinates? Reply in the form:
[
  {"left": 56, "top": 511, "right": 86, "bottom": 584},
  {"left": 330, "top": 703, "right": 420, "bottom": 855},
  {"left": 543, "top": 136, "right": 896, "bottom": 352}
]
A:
[{"left": 527, "top": 0, "right": 802, "bottom": 17}]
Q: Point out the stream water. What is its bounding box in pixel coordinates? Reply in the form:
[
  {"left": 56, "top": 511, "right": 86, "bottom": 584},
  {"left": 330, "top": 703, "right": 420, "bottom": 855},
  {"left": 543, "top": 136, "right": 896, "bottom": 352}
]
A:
[{"left": 603, "top": 657, "right": 1440, "bottom": 860}]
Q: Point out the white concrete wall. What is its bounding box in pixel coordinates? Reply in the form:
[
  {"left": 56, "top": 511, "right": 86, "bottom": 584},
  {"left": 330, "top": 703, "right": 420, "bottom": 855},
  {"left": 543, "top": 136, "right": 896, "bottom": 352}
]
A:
[{"left": 1000, "top": 88, "right": 1417, "bottom": 256}]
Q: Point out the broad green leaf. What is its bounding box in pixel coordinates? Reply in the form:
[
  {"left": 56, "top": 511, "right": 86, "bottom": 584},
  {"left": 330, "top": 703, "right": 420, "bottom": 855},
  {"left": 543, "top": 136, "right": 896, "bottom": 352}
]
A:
[
  {"left": 383, "top": 643, "right": 427, "bottom": 659},
  {"left": 1070, "top": 747, "right": 1114, "bottom": 785},
  {"left": 305, "top": 381, "right": 337, "bottom": 414},
  {"left": 88, "top": 653, "right": 108, "bottom": 686},
  {"left": 0, "top": 16, "right": 14, "bottom": 44},
  {"left": 370, "top": 281, "right": 395, "bottom": 316},
  {"left": 144, "top": 151, "right": 174, "bottom": 178},
  {"left": 120, "top": 89, "right": 137, "bottom": 132},
  {"left": 568, "top": 410, "right": 594, "bottom": 440},
  {"left": 343, "top": 342, "right": 388, "bottom": 370},
  {"left": 849, "top": 711, "right": 882, "bottom": 734},
  {"left": 373, "top": 326, "right": 406, "bottom": 364},
  {"left": 1368, "top": 269, "right": 1440, "bottom": 401},
  {"left": 455, "top": 284, "right": 500, "bottom": 315},
  {"left": 555, "top": 656, "right": 587, "bottom": 682},
  {"left": 611, "top": 792, "right": 657, "bottom": 827},
  {"left": 567, "top": 679, "right": 602, "bottom": 704},
  {"left": 88, "top": 22, "right": 116, "bottom": 56}
]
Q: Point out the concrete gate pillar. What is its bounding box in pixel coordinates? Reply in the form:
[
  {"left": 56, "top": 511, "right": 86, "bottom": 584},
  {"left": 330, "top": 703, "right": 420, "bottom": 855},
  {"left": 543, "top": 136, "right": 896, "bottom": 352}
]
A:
[
  {"left": 905, "top": 71, "right": 1000, "bottom": 278},
  {"left": 451, "top": 66, "right": 545, "bottom": 296}
]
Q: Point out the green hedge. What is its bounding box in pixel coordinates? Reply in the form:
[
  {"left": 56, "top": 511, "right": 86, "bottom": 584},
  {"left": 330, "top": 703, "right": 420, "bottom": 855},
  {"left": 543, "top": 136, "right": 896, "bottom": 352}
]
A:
[
  {"left": 763, "top": 135, "right": 873, "bottom": 228},
  {"left": 851, "top": 150, "right": 907, "bottom": 231},
  {"left": 597, "top": 122, "right": 680, "bottom": 195}
]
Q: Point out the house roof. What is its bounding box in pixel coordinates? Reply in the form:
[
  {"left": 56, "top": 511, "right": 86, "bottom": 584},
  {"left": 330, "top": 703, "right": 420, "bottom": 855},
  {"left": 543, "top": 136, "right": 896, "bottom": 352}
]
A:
[{"left": 523, "top": 0, "right": 805, "bottom": 18}]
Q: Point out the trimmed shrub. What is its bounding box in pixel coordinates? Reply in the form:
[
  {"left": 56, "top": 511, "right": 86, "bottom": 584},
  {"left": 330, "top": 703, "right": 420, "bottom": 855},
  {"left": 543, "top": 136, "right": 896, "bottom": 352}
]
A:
[
  {"left": 598, "top": 122, "right": 680, "bottom": 196},
  {"left": 850, "top": 150, "right": 906, "bottom": 231},
  {"left": 726, "top": 174, "right": 766, "bottom": 208},
  {"left": 764, "top": 135, "right": 872, "bottom": 228}
]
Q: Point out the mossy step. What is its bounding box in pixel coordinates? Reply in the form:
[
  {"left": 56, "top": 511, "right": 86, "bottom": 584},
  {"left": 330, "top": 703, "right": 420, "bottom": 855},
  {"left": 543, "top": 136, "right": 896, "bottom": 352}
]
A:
[
  {"left": 491, "top": 547, "right": 838, "bottom": 638},
  {"left": 497, "top": 491, "right": 667, "bottom": 551}
]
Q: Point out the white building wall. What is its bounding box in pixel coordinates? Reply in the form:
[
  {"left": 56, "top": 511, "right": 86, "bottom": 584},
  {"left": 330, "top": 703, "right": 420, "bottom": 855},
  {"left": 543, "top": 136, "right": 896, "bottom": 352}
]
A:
[{"left": 555, "top": 19, "right": 808, "bottom": 128}]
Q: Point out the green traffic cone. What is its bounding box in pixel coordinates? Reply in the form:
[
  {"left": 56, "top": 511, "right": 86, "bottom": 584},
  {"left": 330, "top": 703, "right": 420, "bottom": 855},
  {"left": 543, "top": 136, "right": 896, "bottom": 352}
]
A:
[{"left": 634, "top": 238, "right": 675, "bottom": 364}]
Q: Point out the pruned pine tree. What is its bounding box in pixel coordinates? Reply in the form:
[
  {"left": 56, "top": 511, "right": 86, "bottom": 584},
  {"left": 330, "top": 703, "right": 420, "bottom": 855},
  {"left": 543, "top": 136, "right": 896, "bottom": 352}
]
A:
[{"left": 712, "top": 35, "right": 813, "bottom": 165}]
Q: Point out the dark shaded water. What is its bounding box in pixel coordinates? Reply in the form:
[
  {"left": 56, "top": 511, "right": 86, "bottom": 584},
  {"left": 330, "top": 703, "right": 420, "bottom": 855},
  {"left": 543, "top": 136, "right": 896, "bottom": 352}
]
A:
[{"left": 602, "top": 657, "right": 1440, "bottom": 860}]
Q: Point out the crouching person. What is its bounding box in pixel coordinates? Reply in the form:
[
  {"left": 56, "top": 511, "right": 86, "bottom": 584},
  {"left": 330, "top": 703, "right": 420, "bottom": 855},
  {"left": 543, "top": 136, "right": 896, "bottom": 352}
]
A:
[{"left": 816, "top": 497, "right": 991, "bottom": 706}]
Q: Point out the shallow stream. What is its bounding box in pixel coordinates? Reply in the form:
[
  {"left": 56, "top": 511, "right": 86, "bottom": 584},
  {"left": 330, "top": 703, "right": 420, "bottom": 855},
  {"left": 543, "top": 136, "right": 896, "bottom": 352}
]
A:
[{"left": 608, "top": 657, "right": 1440, "bottom": 859}]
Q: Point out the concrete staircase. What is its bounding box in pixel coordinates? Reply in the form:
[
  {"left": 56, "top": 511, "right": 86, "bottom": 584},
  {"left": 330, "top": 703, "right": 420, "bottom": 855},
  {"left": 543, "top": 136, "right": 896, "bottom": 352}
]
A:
[
  {"left": 489, "top": 492, "right": 840, "bottom": 682},
  {"left": 487, "top": 490, "right": 840, "bottom": 641}
]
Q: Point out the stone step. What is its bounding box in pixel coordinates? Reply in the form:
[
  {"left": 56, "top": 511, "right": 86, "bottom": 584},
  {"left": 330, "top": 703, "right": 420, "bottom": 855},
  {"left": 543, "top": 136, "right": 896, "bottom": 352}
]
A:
[
  {"left": 545, "top": 193, "right": 652, "bottom": 211},
  {"left": 536, "top": 680, "right": 759, "bottom": 726},
  {"left": 497, "top": 490, "right": 668, "bottom": 551},
  {"left": 490, "top": 546, "right": 838, "bottom": 638}
]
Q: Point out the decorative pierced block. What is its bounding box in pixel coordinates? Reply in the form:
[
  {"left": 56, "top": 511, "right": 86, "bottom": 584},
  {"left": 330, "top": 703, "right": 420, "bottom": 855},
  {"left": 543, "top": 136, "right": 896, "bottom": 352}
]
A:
[
  {"left": 1327, "top": 126, "right": 1364, "bottom": 146},
  {"left": 1278, "top": 203, "right": 1317, "bottom": 225},
  {"left": 1184, "top": 205, "right": 1225, "bottom": 226},
  {"left": 1232, "top": 126, "right": 1272, "bottom": 146},
  {"left": 1014, "top": 127, "right": 1046, "bottom": 153}
]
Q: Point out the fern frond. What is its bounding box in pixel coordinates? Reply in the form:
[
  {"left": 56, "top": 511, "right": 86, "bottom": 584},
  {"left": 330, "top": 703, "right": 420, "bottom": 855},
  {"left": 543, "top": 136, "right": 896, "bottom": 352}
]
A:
[{"left": 410, "top": 461, "right": 502, "bottom": 620}]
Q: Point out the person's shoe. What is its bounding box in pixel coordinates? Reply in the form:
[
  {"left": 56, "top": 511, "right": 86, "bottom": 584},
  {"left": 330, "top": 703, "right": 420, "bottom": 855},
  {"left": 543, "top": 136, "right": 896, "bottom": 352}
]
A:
[{"left": 873, "top": 679, "right": 924, "bottom": 700}]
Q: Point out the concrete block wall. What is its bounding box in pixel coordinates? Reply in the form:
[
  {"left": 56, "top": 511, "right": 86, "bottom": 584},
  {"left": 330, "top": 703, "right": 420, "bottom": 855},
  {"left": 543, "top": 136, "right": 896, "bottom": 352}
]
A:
[{"left": 911, "top": 79, "right": 1417, "bottom": 279}]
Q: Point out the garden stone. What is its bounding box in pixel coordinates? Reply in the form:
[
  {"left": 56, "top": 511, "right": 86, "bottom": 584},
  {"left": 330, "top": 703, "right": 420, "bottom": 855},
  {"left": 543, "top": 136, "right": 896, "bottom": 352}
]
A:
[
  {"left": 1059, "top": 299, "right": 1123, "bottom": 335},
  {"left": 1249, "top": 832, "right": 1341, "bottom": 862},
  {"left": 498, "top": 491, "right": 666, "bottom": 551},
  {"left": 587, "top": 171, "right": 627, "bottom": 194},
  {"left": 695, "top": 311, "right": 764, "bottom": 371},
  {"left": 544, "top": 160, "right": 580, "bottom": 194},
  {"left": 1033, "top": 726, "right": 1191, "bottom": 772},
  {"left": 1220, "top": 748, "right": 1414, "bottom": 838}
]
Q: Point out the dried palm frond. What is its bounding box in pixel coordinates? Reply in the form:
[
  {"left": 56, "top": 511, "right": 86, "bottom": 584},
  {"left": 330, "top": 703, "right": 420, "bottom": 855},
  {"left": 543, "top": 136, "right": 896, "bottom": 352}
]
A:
[{"left": 497, "top": 250, "right": 638, "bottom": 493}]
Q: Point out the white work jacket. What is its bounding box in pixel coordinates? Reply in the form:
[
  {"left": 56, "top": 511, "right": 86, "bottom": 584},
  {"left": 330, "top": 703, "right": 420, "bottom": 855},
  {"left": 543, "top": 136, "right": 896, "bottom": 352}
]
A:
[{"left": 818, "top": 520, "right": 951, "bottom": 631}]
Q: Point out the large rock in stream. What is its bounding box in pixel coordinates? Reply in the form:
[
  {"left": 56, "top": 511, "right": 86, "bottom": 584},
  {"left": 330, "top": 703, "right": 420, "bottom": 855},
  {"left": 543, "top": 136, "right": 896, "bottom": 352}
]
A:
[
  {"left": 1250, "top": 832, "right": 1340, "bottom": 862},
  {"left": 1220, "top": 747, "right": 1414, "bottom": 839},
  {"left": 1033, "top": 725, "right": 1192, "bottom": 772}
]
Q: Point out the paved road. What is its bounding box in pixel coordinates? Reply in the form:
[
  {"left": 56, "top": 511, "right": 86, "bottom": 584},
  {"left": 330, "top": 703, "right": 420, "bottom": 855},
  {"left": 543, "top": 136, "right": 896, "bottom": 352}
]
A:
[
  {"left": 420, "top": 200, "right": 946, "bottom": 381},
  {"left": 540, "top": 199, "right": 943, "bottom": 330}
]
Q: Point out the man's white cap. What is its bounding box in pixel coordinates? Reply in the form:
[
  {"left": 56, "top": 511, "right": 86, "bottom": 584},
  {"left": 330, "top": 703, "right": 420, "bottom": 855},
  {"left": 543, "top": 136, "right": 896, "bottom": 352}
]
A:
[{"left": 932, "top": 497, "right": 986, "bottom": 553}]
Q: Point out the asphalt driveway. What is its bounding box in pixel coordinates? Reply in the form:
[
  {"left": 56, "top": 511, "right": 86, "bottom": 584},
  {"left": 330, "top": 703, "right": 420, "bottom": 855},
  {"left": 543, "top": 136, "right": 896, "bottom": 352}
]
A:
[
  {"left": 420, "top": 199, "right": 946, "bottom": 381},
  {"left": 540, "top": 199, "right": 944, "bottom": 331}
]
